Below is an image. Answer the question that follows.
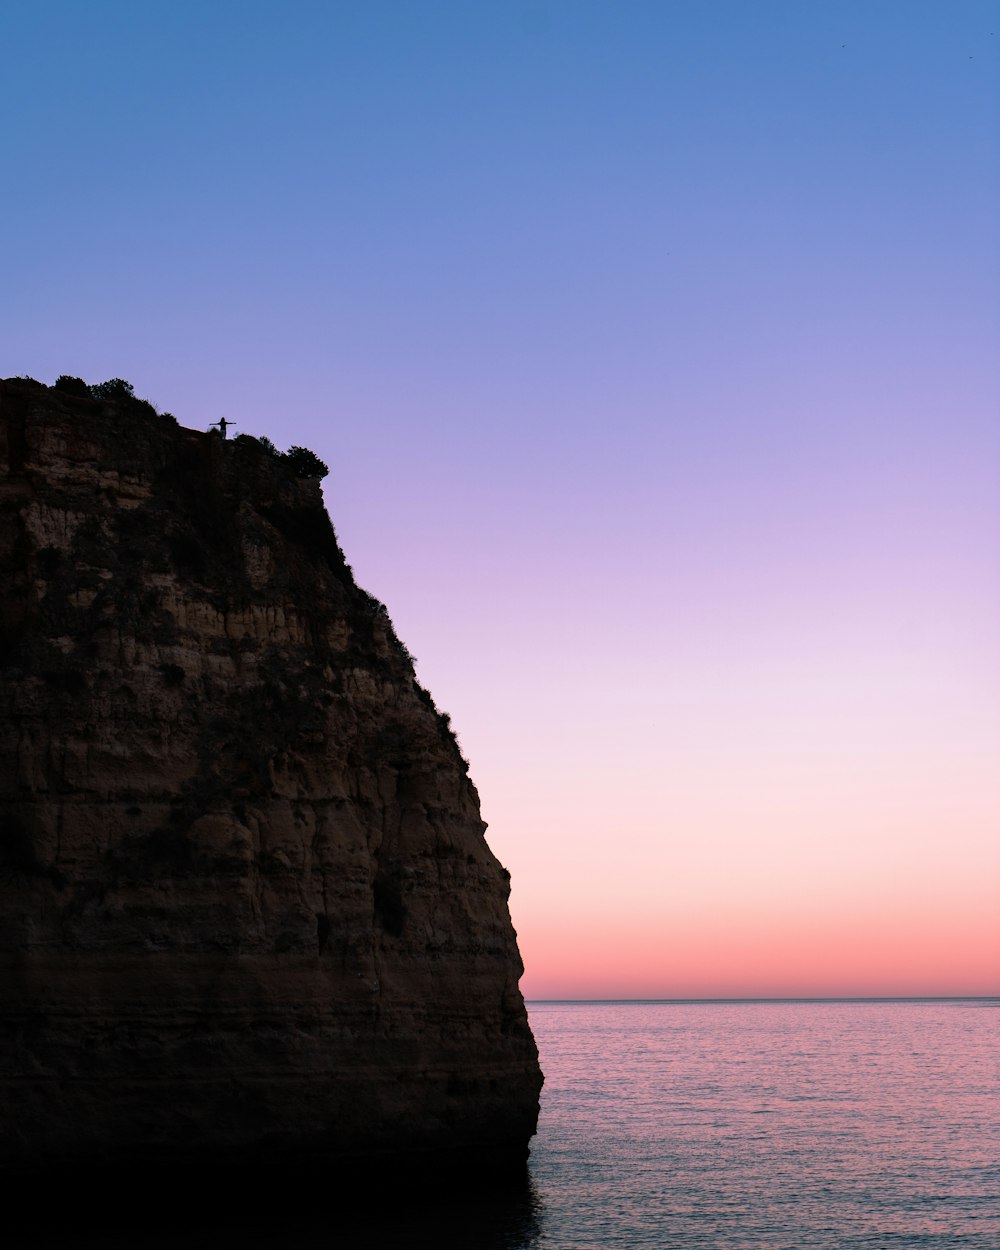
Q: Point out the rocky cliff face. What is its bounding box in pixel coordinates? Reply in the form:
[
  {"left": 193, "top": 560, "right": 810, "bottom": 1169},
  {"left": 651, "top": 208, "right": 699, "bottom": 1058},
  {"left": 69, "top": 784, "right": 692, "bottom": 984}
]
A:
[{"left": 0, "top": 377, "right": 541, "bottom": 1174}]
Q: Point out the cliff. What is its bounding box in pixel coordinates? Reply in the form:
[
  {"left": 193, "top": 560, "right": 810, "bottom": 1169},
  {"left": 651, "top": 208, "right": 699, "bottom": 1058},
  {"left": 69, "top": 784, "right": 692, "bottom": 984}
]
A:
[{"left": 0, "top": 377, "right": 541, "bottom": 1177}]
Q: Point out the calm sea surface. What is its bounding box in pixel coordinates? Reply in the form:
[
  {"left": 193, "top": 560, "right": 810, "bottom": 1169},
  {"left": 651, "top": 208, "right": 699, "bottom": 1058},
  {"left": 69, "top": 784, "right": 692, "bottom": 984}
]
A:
[
  {"left": 520, "top": 999, "right": 1000, "bottom": 1250},
  {"left": 60, "top": 999, "right": 999, "bottom": 1248}
]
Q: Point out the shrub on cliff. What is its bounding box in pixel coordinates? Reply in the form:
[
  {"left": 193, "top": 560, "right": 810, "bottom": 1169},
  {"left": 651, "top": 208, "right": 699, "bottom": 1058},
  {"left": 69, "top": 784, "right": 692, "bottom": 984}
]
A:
[
  {"left": 54, "top": 375, "right": 91, "bottom": 398},
  {"left": 88, "top": 378, "right": 161, "bottom": 419},
  {"left": 283, "top": 446, "right": 329, "bottom": 479},
  {"left": 89, "top": 378, "right": 135, "bottom": 400}
]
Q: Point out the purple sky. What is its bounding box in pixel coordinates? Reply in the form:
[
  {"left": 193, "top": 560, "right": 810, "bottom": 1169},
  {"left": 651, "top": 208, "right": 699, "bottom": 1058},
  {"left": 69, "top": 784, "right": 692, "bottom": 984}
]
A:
[{"left": 4, "top": 1, "right": 999, "bottom": 995}]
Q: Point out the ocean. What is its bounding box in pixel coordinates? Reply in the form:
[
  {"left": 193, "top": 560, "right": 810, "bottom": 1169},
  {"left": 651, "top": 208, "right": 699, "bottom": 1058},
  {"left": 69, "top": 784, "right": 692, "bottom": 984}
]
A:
[
  {"left": 518, "top": 999, "right": 1000, "bottom": 1249},
  {"left": 54, "top": 999, "right": 1000, "bottom": 1248}
]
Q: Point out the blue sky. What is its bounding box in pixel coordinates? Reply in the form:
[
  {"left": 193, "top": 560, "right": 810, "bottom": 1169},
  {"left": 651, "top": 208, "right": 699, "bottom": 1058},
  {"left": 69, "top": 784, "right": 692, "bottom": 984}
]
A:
[{"left": 4, "top": 1, "right": 998, "bottom": 994}]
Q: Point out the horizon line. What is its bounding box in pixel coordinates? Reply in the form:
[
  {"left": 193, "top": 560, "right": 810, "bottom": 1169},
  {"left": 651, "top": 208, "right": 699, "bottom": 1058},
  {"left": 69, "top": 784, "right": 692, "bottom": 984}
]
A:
[{"left": 525, "top": 995, "right": 1000, "bottom": 1004}]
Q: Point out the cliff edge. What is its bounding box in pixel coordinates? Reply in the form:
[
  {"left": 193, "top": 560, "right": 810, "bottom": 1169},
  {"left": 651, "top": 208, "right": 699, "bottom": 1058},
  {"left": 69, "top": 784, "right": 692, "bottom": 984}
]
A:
[{"left": 0, "top": 377, "right": 541, "bottom": 1176}]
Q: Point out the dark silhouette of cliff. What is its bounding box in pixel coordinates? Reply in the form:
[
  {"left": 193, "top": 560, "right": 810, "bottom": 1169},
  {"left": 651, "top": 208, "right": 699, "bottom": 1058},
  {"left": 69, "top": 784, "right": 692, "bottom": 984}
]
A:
[{"left": 0, "top": 376, "right": 542, "bottom": 1188}]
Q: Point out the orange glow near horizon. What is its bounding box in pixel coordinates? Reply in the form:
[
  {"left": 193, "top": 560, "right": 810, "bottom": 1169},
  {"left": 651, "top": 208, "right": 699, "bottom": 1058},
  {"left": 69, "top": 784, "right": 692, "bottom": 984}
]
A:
[
  {"left": 515, "top": 899, "right": 1000, "bottom": 1000},
  {"left": 470, "top": 637, "right": 1000, "bottom": 1001}
]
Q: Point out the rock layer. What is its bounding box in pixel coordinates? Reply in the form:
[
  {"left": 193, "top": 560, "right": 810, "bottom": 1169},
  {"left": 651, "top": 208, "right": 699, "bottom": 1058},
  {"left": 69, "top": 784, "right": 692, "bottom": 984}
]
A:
[{"left": 0, "top": 378, "right": 541, "bottom": 1171}]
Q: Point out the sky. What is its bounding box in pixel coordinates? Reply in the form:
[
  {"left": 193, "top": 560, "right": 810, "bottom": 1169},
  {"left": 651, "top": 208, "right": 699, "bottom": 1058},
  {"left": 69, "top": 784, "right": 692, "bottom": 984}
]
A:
[{"left": 3, "top": 1, "right": 998, "bottom": 998}]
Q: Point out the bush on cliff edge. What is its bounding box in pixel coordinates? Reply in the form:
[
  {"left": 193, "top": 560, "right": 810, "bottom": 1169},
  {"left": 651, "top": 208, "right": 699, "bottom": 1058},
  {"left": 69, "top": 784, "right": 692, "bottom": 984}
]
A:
[
  {"left": 283, "top": 446, "right": 329, "bottom": 479},
  {"left": 89, "top": 378, "right": 136, "bottom": 401},
  {"left": 54, "top": 375, "right": 92, "bottom": 398}
]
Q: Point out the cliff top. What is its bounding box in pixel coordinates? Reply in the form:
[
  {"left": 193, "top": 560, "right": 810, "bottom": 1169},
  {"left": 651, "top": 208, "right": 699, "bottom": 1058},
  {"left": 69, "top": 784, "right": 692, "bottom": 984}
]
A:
[{"left": 1, "top": 371, "right": 329, "bottom": 485}]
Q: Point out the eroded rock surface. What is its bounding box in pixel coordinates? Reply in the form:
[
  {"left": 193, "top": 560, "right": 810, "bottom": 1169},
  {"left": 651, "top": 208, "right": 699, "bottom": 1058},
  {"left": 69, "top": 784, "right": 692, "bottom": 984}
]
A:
[{"left": 0, "top": 378, "right": 541, "bottom": 1172}]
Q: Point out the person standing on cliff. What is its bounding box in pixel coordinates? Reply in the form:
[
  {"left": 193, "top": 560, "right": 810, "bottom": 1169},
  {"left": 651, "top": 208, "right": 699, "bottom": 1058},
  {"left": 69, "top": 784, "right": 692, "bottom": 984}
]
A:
[{"left": 209, "top": 417, "right": 236, "bottom": 438}]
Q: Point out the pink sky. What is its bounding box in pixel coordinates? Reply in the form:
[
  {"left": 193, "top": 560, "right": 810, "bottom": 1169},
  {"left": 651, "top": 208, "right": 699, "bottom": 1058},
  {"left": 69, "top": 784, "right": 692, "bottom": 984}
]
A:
[{"left": 6, "top": 3, "right": 998, "bottom": 996}]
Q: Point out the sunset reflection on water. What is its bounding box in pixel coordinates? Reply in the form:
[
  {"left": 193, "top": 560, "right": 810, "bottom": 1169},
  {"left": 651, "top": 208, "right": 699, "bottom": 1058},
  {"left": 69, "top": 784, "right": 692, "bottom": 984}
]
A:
[{"left": 523, "top": 999, "right": 1000, "bottom": 1249}]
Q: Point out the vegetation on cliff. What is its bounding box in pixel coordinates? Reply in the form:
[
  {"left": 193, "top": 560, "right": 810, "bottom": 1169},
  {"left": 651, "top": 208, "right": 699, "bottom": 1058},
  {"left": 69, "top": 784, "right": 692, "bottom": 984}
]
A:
[{"left": 51, "top": 373, "right": 329, "bottom": 477}]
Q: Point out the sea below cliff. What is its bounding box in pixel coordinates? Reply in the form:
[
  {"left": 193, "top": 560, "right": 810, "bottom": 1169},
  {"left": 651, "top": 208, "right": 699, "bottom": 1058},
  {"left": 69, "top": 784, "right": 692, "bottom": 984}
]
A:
[{"left": 32, "top": 998, "right": 1000, "bottom": 1248}]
